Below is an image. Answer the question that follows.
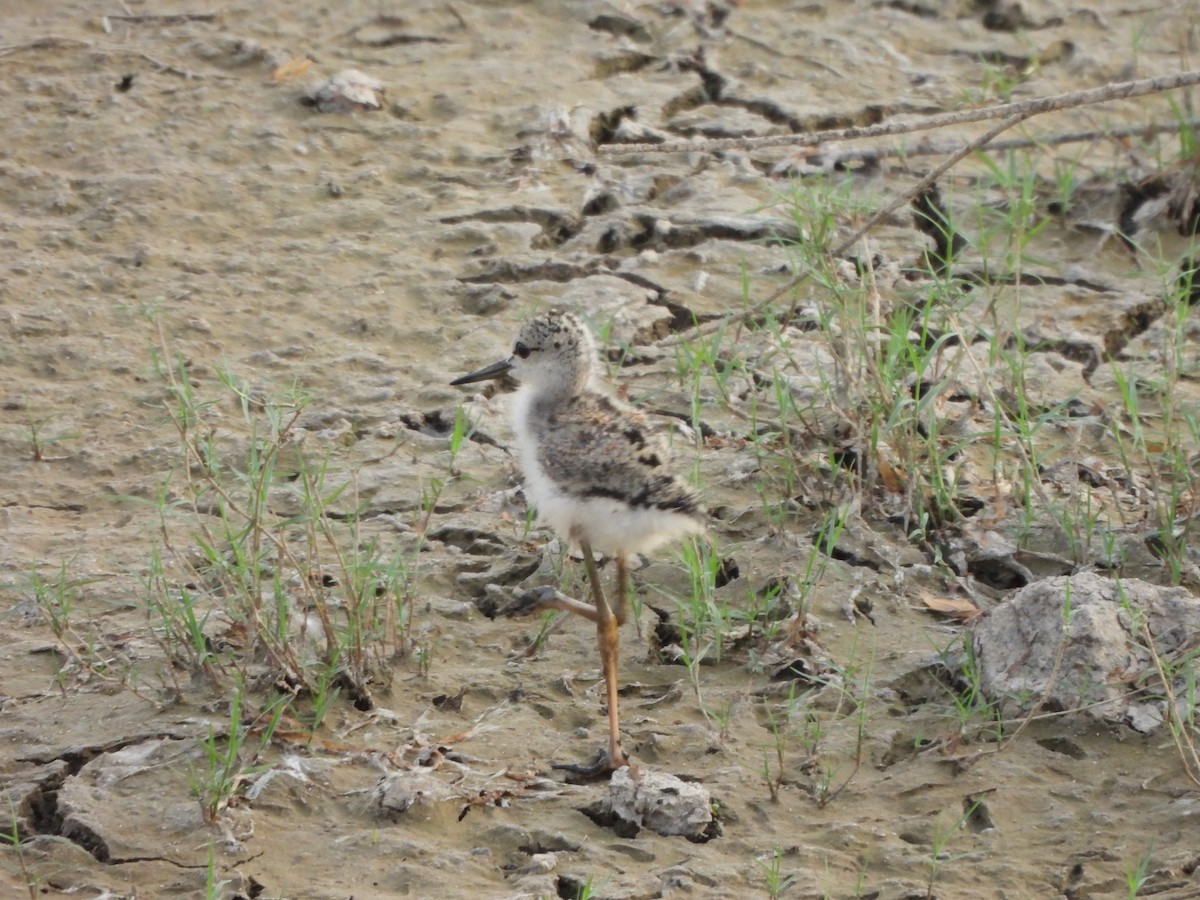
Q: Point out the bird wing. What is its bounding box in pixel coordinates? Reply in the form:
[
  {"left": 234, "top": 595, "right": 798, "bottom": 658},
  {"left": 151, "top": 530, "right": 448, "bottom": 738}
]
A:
[{"left": 535, "top": 393, "right": 701, "bottom": 515}]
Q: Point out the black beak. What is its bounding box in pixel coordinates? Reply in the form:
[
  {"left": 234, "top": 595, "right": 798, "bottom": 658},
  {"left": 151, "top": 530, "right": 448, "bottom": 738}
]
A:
[{"left": 450, "top": 358, "right": 513, "bottom": 386}]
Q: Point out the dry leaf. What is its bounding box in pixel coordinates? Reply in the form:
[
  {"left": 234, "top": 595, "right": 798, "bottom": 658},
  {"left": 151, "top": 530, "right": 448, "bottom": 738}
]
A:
[
  {"left": 919, "top": 590, "right": 982, "bottom": 623},
  {"left": 876, "top": 450, "right": 906, "bottom": 493},
  {"left": 273, "top": 57, "right": 312, "bottom": 83}
]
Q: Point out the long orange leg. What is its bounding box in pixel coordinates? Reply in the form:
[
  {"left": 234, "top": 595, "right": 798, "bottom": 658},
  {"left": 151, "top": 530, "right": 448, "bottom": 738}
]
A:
[
  {"left": 505, "top": 544, "right": 631, "bottom": 774},
  {"left": 613, "top": 554, "right": 629, "bottom": 627},
  {"left": 580, "top": 542, "right": 628, "bottom": 770}
]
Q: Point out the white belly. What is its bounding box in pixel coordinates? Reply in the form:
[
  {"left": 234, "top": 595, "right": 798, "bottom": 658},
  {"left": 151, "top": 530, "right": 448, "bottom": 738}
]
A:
[{"left": 511, "top": 388, "right": 701, "bottom": 558}]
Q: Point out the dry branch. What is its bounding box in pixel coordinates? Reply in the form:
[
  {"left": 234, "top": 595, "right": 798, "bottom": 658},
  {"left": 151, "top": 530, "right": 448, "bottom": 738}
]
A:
[
  {"left": 797, "top": 119, "right": 1200, "bottom": 170},
  {"left": 0, "top": 34, "right": 229, "bottom": 79},
  {"left": 0, "top": 36, "right": 90, "bottom": 57},
  {"left": 103, "top": 14, "right": 218, "bottom": 25},
  {"left": 663, "top": 113, "right": 1036, "bottom": 346},
  {"left": 606, "top": 69, "right": 1200, "bottom": 156},
  {"left": 655, "top": 70, "right": 1200, "bottom": 346}
]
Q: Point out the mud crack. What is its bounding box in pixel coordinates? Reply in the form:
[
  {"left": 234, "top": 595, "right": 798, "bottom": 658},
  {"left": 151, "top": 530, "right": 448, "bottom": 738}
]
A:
[{"left": 15, "top": 731, "right": 199, "bottom": 862}]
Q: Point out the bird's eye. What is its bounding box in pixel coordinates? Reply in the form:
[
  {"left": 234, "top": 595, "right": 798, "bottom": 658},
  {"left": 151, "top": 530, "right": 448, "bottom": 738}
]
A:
[{"left": 514, "top": 342, "right": 531, "bottom": 359}]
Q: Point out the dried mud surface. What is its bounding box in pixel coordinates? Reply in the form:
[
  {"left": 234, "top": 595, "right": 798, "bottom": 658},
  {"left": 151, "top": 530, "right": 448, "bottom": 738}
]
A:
[{"left": 3, "top": 2, "right": 1200, "bottom": 898}]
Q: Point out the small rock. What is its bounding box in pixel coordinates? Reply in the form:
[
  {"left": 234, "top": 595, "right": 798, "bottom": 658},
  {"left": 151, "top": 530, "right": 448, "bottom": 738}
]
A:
[
  {"left": 603, "top": 767, "right": 714, "bottom": 839},
  {"left": 460, "top": 284, "right": 516, "bottom": 316},
  {"left": 1126, "top": 701, "right": 1167, "bottom": 734},
  {"left": 456, "top": 551, "right": 542, "bottom": 600},
  {"left": 302, "top": 69, "right": 384, "bottom": 112},
  {"left": 511, "top": 852, "right": 556, "bottom": 875},
  {"left": 424, "top": 596, "right": 475, "bottom": 620},
  {"left": 373, "top": 770, "right": 453, "bottom": 815}
]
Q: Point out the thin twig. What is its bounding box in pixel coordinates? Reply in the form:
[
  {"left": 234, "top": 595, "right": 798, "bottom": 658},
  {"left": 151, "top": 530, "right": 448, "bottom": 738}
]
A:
[
  {"left": 1141, "top": 622, "right": 1200, "bottom": 788},
  {"left": 664, "top": 112, "right": 1035, "bottom": 347},
  {"left": 0, "top": 34, "right": 231, "bottom": 79},
  {"left": 105, "top": 13, "right": 218, "bottom": 24},
  {"left": 0, "top": 36, "right": 91, "bottom": 58},
  {"left": 796, "top": 119, "right": 1200, "bottom": 169},
  {"left": 132, "top": 50, "right": 216, "bottom": 79},
  {"left": 604, "top": 69, "right": 1200, "bottom": 156}
]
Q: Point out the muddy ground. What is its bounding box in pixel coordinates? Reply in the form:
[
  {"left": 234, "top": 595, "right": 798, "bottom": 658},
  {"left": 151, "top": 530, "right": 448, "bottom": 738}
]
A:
[{"left": 3, "top": 1, "right": 1200, "bottom": 898}]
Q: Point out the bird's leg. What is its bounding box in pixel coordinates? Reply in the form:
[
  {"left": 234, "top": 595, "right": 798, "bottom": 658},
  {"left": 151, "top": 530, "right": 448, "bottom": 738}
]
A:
[
  {"left": 580, "top": 541, "right": 628, "bottom": 771},
  {"left": 613, "top": 554, "right": 629, "bottom": 626},
  {"left": 504, "top": 586, "right": 599, "bottom": 621},
  {"left": 537, "top": 542, "right": 629, "bottom": 779},
  {"left": 509, "top": 544, "right": 630, "bottom": 778}
]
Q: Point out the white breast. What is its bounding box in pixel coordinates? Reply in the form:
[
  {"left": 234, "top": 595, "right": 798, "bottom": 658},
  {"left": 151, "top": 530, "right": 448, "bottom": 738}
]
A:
[{"left": 510, "top": 387, "right": 703, "bottom": 558}]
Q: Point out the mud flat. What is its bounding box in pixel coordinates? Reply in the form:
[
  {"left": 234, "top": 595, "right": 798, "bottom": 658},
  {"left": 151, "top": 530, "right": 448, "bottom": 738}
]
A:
[{"left": 3, "top": 2, "right": 1200, "bottom": 897}]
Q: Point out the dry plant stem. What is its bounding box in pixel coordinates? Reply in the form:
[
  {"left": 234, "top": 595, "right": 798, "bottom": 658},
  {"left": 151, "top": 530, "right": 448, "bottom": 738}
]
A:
[
  {"left": 674, "top": 111, "right": 1033, "bottom": 349},
  {"left": 132, "top": 52, "right": 215, "bottom": 79},
  {"left": 155, "top": 326, "right": 328, "bottom": 679},
  {"left": 804, "top": 119, "right": 1200, "bottom": 167},
  {"left": 604, "top": 69, "right": 1200, "bottom": 156},
  {"left": 295, "top": 467, "right": 349, "bottom": 663},
  {"left": 174, "top": 417, "right": 315, "bottom": 679},
  {"left": 977, "top": 679, "right": 1192, "bottom": 732},
  {"left": 0, "top": 36, "right": 229, "bottom": 79},
  {"left": 649, "top": 70, "right": 1200, "bottom": 348},
  {"left": 298, "top": 466, "right": 399, "bottom": 674},
  {"left": 0, "top": 36, "right": 90, "bottom": 57},
  {"left": 1140, "top": 624, "right": 1200, "bottom": 788},
  {"left": 38, "top": 616, "right": 115, "bottom": 684},
  {"left": 853, "top": 243, "right": 894, "bottom": 415},
  {"left": 776, "top": 112, "right": 1031, "bottom": 327},
  {"left": 820, "top": 756, "right": 861, "bottom": 808},
  {"left": 942, "top": 310, "right": 1055, "bottom": 512},
  {"left": 104, "top": 13, "right": 218, "bottom": 24}
]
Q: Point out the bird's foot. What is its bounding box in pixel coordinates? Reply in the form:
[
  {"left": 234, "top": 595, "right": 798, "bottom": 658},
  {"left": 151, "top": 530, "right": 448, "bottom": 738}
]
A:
[
  {"left": 500, "top": 586, "right": 560, "bottom": 618},
  {"left": 551, "top": 747, "right": 629, "bottom": 783}
]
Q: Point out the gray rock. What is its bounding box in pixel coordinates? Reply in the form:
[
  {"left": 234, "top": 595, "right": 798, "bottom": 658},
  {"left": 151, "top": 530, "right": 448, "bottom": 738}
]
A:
[
  {"left": 302, "top": 69, "right": 384, "bottom": 112},
  {"left": 603, "top": 767, "right": 714, "bottom": 839},
  {"left": 455, "top": 550, "right": 542, "bottom": 599},
  {"left": 372, "top": 770, "right": 453, "bottom": 815},
  {"left": 972, "top": 573, "right": 1200, "bottom": 729}
]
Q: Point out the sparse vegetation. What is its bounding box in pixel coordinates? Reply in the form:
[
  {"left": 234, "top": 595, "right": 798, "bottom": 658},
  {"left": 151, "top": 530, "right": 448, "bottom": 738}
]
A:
[
  {"left": 3, "top": 3, "right": 1199, "bottom": 896},
  {"left": 757, "top": 846, "right": 797, "bottom": 899},
  {"left": 142, "top": 350, "right": 427, "bottom": 719},
  {"left": 925, "top": 800, "right": 982, "bottom": 898},
  {"left": 1, "top": 810, "right": 37, "bottom": 899}
]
